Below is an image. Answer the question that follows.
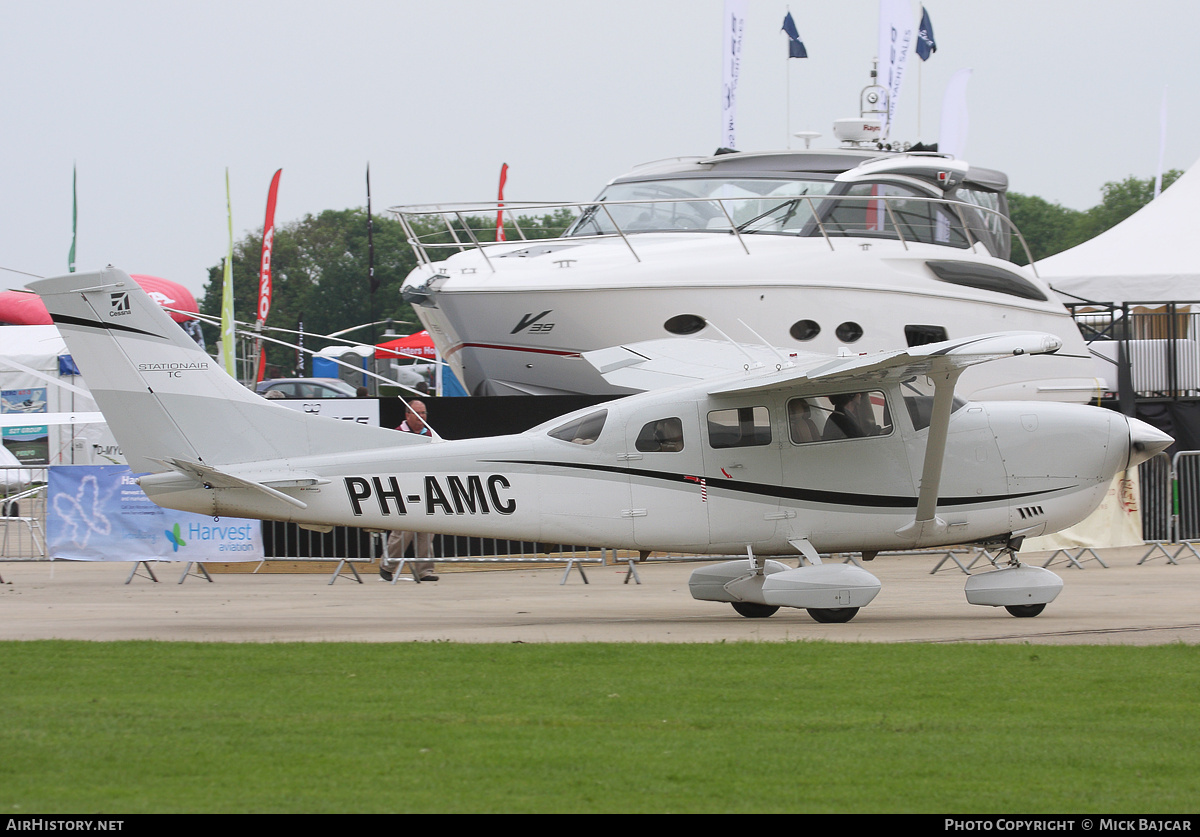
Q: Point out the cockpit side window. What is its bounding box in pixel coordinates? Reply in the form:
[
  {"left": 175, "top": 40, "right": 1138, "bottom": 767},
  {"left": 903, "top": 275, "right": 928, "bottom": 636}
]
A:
[
  {"left": 788, "top": 392, "right": 892, "bottom": 444},
  {"left": 898, "top": 376, "right": 967, "bottom": 431},
  {"left": 707, "top": 406, "right": 771, "bottom": 449},
  {"left": 548, "top": 409, "right": 608, "bottom": 445},
  {"left": 635, "top": 417, "right": 685, "bottom": 452}
]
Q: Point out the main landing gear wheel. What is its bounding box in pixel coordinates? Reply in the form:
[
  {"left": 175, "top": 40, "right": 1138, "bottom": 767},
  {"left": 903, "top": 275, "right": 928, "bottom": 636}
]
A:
[
  {"left": 1004, "top": 603, "right": 1046, "bottom": 618},
  {"left": 731, "top": 601, "right": 780, "bottom": 618},
  {"left": 807, "top": 607, "right": 859, "bottom": 624}
]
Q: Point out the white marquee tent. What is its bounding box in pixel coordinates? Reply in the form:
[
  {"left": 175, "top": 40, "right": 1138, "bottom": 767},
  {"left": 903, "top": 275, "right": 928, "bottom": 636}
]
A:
[{"left": 1034, "top": 158, "right": 1200, "bottom": 304}]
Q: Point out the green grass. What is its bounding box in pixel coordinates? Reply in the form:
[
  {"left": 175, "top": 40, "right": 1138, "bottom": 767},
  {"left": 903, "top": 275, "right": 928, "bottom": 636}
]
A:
[{"left": 2, "top": 641, "right": 1198, "bottom": 813}]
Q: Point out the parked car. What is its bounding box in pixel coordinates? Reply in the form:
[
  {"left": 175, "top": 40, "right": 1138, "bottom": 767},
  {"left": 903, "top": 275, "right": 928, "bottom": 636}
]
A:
[{"left": 255, "top": 378, "right": 360, "bottom": 398}]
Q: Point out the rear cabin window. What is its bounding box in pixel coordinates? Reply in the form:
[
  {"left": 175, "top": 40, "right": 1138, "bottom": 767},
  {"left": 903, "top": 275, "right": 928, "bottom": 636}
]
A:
[
  {"left": 787, "top": 392, "right": 892, "bottom": 444},
  {"left": 548, "top": 409, "right": 607, "bottom": 445},
  {"left": 707, "top": 406, "right": 772, "bottom": 448},
  {"left": 635, "top": 417, "right": 685, "bottom": 452}
]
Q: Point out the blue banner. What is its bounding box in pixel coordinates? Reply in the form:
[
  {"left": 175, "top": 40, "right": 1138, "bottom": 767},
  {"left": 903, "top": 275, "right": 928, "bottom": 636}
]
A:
[{"left": 47, "top": 465, "right": 264, "bottom": 561}]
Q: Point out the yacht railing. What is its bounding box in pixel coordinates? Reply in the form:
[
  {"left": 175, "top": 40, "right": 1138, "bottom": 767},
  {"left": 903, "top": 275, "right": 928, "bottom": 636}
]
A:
[{"left": 390, "top": 195, "right": 1039, "bottom": 275}]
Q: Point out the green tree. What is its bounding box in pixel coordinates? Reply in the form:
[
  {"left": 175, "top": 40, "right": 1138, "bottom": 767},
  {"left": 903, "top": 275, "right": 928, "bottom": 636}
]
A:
[
  {"left": 1073, "top": 169, "right": 1183, "bottom": 243},
  {"left": 199, "top": 207, "right": 578, "bottom": 376},
  {"left": 199, "top": 209, "right": 421, "bottom": 375},
  {"left": 1007, "top": 193, "right": 1086, "bottom": 265}
]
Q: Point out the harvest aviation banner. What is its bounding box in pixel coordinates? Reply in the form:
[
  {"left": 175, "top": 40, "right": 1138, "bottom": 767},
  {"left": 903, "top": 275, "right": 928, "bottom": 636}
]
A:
[{"left": 47, "top": 465, "right": 264, "bottom": 562}]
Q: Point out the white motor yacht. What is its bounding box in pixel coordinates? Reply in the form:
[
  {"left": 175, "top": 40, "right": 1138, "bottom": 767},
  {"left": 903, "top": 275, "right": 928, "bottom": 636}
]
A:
[{"left": 395, "top": 140, "right": 1103, "bottom": 402}]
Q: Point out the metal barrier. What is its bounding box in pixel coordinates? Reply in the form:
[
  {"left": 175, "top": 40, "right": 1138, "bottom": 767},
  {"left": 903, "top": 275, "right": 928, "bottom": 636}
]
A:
[
  {"left": 1137, "top": 446, "right": 1200, "bottom": 563},
  {"left": 0, "top": 468, "right": 49, "bottom": 562}
]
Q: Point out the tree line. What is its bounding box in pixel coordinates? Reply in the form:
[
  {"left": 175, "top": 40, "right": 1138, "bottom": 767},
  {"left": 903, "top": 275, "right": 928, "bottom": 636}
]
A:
[
  {"left": 197, "top": 208, "right": 573, "bottom": 374},
  {"left": 198, "top": 174, "right": 1179, "bottom": 368}
]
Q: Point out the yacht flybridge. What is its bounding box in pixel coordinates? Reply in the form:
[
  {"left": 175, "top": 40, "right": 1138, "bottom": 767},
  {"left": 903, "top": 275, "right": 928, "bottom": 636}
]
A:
[{"left": 394, "top": 147, "right": 1103, "bottom": 401}]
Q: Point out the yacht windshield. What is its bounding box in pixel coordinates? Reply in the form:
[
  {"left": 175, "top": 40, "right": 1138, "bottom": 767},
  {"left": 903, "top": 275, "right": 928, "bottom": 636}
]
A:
[
  {"left": 564, "top": 176, "right": 1006, "bottom": 256},
  {"left": 567, "top": 178, "right": 834, "bottom": 236}
]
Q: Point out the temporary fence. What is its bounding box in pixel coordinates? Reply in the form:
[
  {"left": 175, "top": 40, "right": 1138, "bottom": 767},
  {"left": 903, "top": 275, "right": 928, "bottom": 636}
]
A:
[{"left": 8, "top": 458, "right": 1200, "bottom": 573}]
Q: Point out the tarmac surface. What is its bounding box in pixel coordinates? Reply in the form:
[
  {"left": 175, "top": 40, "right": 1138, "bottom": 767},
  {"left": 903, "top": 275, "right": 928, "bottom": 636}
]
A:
[{"left": 2, "top": 545, "right": 1199, "bottom": 645}]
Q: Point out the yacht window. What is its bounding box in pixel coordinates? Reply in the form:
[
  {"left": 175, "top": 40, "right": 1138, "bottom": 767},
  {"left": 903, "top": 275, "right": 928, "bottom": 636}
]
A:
[
  {"left": 790, "top": 319, "right": 820, "bottom": 341},
  {"left": 548, "top": 409, "right": 608, "bottom": 445},
  {"left": 836, "top": 321, "right": 863, "bottom": 343},
  {"left": 635, "top": 417, "right": 685, "bottom": 452},
  {"left": 925, "top": 260, "right": 1048, "bottom": 302},
  {"left": 905, "top": 325, "right": 948, "bottom": 347},
  {"left": 707, "top": 406, "right": 772, "bottom": 449},
  {"left": 789, "top": 392, "right": 892, "bottom": 444},
  {"left": 816, "top": 183, "right": 970, "bottom": 248},
  {"left": 664, "top": 314, "right": 707, "bottom": 335},
  {"left": 949, "top": 186, "right": 1010, "bottom": 260}
]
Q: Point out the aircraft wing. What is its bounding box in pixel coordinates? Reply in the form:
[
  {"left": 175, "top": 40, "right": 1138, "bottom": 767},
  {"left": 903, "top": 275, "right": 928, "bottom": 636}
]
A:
[
  {"left": 583, "top": 332, "right": 1063, "bottom": 397},
  {"left": 584, "top": 338, "right": 823, "bottom": 392}
]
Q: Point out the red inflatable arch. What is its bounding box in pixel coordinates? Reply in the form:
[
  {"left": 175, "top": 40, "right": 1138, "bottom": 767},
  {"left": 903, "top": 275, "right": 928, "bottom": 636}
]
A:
[{"left": 0, "top": 274, "right": 199, "bottom": 325}]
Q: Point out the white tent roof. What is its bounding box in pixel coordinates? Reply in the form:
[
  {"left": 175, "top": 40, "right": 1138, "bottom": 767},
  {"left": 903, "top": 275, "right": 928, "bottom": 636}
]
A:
[{"left": 1035, "top": 158, "right": 1200, "bottom": 304}]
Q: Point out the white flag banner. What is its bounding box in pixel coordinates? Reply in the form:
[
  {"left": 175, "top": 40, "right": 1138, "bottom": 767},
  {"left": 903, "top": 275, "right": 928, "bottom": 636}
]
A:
[
  {"left": 877, "top": 0, "right": 915, "bottom": 138},
  {"left": 721, "top": 0, "right": 748, "bottom": 149},
  {"left": 1155, "top": 86, "right": 1168, "bottom": 199},
  {"left": 938, "top": 68, "right": 973, "bottom": 159}
]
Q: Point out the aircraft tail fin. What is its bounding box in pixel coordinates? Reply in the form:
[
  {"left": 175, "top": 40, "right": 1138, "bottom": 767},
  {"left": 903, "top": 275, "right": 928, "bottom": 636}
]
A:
[{"left": 27, "top": 268, "right": 418, "bottom": 474}]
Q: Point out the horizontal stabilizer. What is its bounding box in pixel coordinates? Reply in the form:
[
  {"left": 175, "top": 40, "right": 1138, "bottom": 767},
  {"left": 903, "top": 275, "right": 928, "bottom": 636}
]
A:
[{"left": 144, "top": 458, "right": 329, "bottom": 510}]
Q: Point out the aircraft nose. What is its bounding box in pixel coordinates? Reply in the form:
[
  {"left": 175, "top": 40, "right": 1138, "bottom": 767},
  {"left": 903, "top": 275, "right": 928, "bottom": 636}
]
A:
[{"left": 1126, "top": 417, "right": 1173, "bottom": 468}]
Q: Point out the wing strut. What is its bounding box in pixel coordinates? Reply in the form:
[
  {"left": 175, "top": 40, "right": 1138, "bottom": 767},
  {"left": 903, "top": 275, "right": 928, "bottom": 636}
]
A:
[{"left": 895, "top": 368, "right": 963, "bottom": 543}]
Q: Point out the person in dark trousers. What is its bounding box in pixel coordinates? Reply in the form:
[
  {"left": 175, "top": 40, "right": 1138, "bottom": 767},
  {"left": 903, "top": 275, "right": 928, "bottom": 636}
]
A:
[{"left": 379, "top": 400, "right": 439, "bottom": 582}]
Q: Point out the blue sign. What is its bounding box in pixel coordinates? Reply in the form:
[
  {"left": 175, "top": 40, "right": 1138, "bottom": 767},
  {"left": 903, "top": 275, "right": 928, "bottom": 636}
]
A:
[{"left": 47, "top": 465, "right": 264, "bottom": 562}]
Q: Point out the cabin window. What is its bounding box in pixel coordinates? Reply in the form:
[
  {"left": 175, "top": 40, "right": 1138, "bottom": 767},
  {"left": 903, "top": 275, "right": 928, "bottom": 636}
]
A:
[
  {"left": 548, "top": 409, "right": 608, "bottom": 445},
  {"left": 925, "top": 260, "right": 1048, "bottom": 302},
  {"left": 905, "top": 324, "right": 948, "bottom": 347},
  {"left": 707, "top": 406, "right": 771, "bottom": 449},
  {"left": 635, "top": 417, "right": 685, "bottom": 452},
  {"left": 788, "top": 392, "right": 892, "bottom": 444}
]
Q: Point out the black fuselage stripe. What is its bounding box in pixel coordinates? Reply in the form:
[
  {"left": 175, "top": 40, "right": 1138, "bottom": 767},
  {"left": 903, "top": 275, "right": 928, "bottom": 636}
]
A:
[
  {"left": 487, "top": 459, "right": 1071, "bottom": 509},
  {"left": 50, "top": 313, "right": 164, "bottom": 339}
]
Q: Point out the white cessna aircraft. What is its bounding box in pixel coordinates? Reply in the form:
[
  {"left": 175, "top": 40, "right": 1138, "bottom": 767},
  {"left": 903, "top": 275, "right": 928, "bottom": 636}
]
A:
[{"left": 29, "top": 269, "right": 1172, "bottom": 623}]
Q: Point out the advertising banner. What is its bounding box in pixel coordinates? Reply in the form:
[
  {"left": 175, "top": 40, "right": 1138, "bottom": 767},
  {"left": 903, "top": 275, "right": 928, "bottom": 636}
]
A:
[
  {"left": 2, "top": 387, "right": 49, "bottom": 464},
  {"left": 47, "top": 465, "right": 264, "bottom": 562}
]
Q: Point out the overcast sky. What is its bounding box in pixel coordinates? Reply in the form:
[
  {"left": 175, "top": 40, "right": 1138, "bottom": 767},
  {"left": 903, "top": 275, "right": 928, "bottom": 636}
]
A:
[{"left": 2, "top": 0, "right": 1197, "bottom": 300}]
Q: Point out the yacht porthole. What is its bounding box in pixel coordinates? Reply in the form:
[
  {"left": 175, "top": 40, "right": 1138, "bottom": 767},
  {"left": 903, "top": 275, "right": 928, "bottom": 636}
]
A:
[
  {"left": 664, "top": 314, "right": 707, "bottom": 335},
  {"left": 836, "top": 321, "right": 863, "bottom": 343},
  {"left": 789, "top": 319, "right": 820, "bottom": 341}
]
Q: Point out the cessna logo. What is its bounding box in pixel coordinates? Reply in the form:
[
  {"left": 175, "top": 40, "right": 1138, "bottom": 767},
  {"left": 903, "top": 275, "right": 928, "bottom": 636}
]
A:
[
  {"left": 344, "top": 474, "right": 516, "bottom": 516},
  {"left": 511, "top": 310, "right": 554, "bottom": 334},
  {"left": 109, "top": 292, "right": 131, "bottom": 317}
]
